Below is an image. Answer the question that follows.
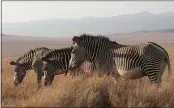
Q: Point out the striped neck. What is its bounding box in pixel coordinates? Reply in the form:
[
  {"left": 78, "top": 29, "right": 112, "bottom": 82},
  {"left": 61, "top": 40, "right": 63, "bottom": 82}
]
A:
[
  {"left": 111, "top": 41, "right": 126, "bottom": 49},
  {"left": 20, "top": 62, "right": 33, "bottom": 70}
]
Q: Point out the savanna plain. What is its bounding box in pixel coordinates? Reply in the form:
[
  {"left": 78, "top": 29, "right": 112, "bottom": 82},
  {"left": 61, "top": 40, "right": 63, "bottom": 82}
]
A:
[{"left": 2, "top": 32, "right": 174, "bottom": 107}]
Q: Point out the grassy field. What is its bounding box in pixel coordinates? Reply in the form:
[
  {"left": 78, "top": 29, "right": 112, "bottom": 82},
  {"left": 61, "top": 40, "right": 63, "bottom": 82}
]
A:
[{"left": 2, "top": 44, "right": 174, "bottom": 107}]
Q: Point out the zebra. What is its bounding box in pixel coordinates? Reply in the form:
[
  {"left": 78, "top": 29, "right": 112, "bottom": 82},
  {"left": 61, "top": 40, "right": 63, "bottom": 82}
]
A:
[
  {"left": 68, "top": 34, "right": 172, "bottom": 83},
  {"left": 40, "top": 47, "right": 95, "bottom": 85},
  {"left": 10, "top": 47, "right": 51, "bottom": 88},
  {"left": 10, "top": 47, "right": 77, "bottom": 88}
]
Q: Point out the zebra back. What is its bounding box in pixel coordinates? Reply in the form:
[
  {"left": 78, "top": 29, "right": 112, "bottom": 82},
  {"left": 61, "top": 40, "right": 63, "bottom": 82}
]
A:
[
  {"left": 41, "top": 47, "right": 93, "bottom": 76},
  {"left": 16, "top": 47, "right": 49, "bottom": 69},
  {"left": 41, "top": 47, "right": 71, "bottom": 71}
]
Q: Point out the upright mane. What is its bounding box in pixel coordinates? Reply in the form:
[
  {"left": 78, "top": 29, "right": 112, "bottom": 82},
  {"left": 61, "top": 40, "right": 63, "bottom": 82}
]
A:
[
  {"left": 44, "top": 47, "right": 71, "bottom": 59},
  {"left": 78, "top": 34, "right": 111, "bottom": 43},
  {"left": 16, "top": 47, "right": 48, "bottom": 63}
]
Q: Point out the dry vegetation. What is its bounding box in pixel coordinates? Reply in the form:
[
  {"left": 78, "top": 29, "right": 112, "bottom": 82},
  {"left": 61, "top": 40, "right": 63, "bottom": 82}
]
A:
[{"left": 2, "top": 44, "right": 174, "bottom": 107}]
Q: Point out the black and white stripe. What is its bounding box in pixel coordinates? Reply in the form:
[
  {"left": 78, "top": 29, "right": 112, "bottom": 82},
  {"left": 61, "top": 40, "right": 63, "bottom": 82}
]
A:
[
  {"left": 41, "top": 47, "right": 94, "bottom": 86},
  {"left": 10, "top": 47, "right": 51, "bottom": 88},
  {"left": 69, "top": 34, "right": 172, "bottom": 83}
]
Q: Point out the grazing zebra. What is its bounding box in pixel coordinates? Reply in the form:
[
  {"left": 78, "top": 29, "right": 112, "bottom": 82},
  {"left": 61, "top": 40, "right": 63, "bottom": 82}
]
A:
[
  {"left": 69, "top": 34, "right": 172, "bottom": 83},
  {"left": 9, "top": 47, "right": 87, "bottom": 88},
  {"left": 10, "top": 47, "right": 50, "bottom": 88},
  {"left": 41, "top": 47, "right": 95, "bottom": 85}
]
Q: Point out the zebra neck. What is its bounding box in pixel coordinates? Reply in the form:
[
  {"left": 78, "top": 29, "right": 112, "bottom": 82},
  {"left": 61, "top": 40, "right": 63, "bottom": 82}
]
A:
[
  {"left": 21, "top": 62, "right": 33, "bottom": 71},
  {"left": 112, "top": 42, "right": 126, "bottom": 49}
]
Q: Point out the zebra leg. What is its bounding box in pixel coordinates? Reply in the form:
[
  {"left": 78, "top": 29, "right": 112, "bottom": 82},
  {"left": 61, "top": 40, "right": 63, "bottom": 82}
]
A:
[
  {"left": 32, "top": 59, "right": 45, "bottom": 89},
  {"left": 143, "top": 62, "right": 164, "bottom": 88},
  {"left": 64, "top": 70, "right": 68, "bottom": 76},
  {"left": 109, "top": 66, "right": 118, "bottom": 85},
  {"left": 44, "top": 67, "right": 56, "bottom": 86},
  {"left": 37, "top": 73, "right": 42, "bottom": 89},
  {"left": 64, "top": 69, "right": 69, "bottom": 76},
  {"left": 43, "top": 63, "right": 57, "bottom": 86},
  {"left": 33, "top": 66, "right": 44, "bottom": 89},
  {"left": 148, "top": 71, "right": 161, "bottom": 83},
  {"left": 143, "top": 66, "right": 161, "bottom": 84},
  {"left": 44, "top": 72, "right": 55, "bottom": 86}
]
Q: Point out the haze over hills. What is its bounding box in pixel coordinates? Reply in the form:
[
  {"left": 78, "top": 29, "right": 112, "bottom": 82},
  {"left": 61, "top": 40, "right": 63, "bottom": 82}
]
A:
[
  {"left": 2, "top": 11, "right": 174, "bottom": 37},
  {"left": 3, "top": 30, "right": 174, "bottom": 56}
]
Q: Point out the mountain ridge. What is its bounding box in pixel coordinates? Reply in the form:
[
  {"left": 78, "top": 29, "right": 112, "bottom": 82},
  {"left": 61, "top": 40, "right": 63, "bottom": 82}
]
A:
[{"left": 2, "top": 11, "right": 174, "bottom": 37}]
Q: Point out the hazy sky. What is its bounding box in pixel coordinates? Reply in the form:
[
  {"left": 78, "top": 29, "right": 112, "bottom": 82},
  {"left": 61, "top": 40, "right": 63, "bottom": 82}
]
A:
[{"left": 2, "top": 1, "right": 174, "bottom": 23}]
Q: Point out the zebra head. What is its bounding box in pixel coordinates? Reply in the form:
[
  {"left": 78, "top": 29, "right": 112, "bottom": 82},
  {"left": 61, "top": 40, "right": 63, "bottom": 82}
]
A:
[
  {"left": 69, "top": 34, "right": 111, "bottom": 70},
  {"left": 10, "top": 61, "right": 26, "bottom": 87},
  {"left": 69, "top": 36, "right": 86, "bottom": 69}
]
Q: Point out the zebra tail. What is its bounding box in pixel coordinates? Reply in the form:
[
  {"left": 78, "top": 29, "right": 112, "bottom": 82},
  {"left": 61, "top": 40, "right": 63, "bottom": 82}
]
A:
[{"left": 165, "top": 53, "right": 172, "bottom": 78}]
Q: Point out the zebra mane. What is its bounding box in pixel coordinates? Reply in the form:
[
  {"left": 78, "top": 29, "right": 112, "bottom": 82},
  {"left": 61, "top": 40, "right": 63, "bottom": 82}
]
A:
[
  {"left": 45, "top": 47, "right": 71, "bottom": 58},
  {"left": 78, "top": 34, "right": 111, "bottom": 42},
  {"left": 16, "top": 47, "right": 48, "bottom": 63}
]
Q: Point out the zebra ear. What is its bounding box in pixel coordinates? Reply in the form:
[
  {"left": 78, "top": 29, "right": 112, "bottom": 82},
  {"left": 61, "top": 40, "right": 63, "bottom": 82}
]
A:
[
  {"left": 72, "top": 36, "right": 79, "bottom": 42},
  {"left": 10, "top": 61, "right": 17, "bottom": 65}
]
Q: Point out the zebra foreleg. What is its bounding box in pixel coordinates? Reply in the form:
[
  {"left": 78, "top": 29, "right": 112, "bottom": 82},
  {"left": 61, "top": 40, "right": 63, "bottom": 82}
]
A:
[
  {"left": 44, "top": 73, "right": 55, "bottom": 86},
  {"left": 32, "top": 59, "right": 45, "bottom": 89},
  {"left": 37, "top": 73, "right": 42, "bottom": 90},
  {"left": 43, "top": 64, "right": 57, "bottom": 86},
  {"left": 33, "top": 67, "right": 44, "bottom": 89}
]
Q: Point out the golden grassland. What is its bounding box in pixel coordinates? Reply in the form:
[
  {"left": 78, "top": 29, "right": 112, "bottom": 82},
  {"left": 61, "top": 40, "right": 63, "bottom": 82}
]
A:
[{"left": 2, "top": 44, "right": 174, "bottom": 107}]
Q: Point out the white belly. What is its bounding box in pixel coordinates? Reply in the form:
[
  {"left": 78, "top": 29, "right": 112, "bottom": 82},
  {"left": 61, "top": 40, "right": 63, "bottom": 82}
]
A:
[{"left": 118, "top": 68, "right": 144, "bottom": 79}]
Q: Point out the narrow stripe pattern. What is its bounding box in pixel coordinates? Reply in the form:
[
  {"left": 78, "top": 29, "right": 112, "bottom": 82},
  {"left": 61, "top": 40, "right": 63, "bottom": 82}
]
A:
[{"left": 69, "top": 34, "right": 171, "bottom": 83}]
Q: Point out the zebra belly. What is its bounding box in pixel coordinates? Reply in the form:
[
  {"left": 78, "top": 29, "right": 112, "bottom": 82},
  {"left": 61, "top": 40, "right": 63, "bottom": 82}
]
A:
[{"left": 118, "top": 68, "right": 144, "bottom": 79}]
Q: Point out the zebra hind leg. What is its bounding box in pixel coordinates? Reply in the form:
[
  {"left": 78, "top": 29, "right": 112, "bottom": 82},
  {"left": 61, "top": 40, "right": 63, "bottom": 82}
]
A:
[{"left": 144, "top": 67, "right": 162, "bottom": 88}]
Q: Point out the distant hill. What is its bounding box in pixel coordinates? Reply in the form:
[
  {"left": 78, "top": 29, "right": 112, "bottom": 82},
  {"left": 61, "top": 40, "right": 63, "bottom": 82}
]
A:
[
  {"left": 2, "top": 11, "right": 174, "bottom": 37},
  {"left": 2, "top": 30, "right": 174, "bottom": 56},
  {"left": 2, "top": 33, "right": 6, "bottom": 36},
  {"left": 108, "top": 29, "right": 174, "bottom": 36}
]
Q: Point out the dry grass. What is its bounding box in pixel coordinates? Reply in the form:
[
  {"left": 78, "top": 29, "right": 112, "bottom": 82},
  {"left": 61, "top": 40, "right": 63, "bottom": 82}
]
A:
[{"left": 2, "top": 44, "right": 174, "bottom": 107}]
